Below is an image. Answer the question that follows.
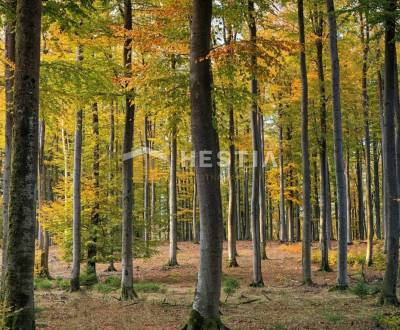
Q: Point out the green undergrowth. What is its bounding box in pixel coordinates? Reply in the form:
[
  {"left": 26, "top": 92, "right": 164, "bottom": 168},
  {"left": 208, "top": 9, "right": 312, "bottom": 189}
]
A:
[{"left": 34, "top": 277, "right": 70, "bottom": 291}]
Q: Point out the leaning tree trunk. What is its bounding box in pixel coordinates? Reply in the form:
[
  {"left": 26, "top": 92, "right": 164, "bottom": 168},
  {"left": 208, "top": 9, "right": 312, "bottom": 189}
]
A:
[
  {"left": 183, "top": 0, "right": 225, "bottom": 327},
  {"left": 87, "top": 103, "right": 100, "bottom": 284},
  {"left": 121, "top": 0, "right": 137, "bottom": 301},
  {"left": 248, "top": 0, "right": 264, "bottom": 288},
  {"left": 298, "top": 0, "right": 313, "bottom": 284},
  {"left": 5, "top": 0, "right": 42, "bottom": 328},
  {"left": 168, "top": 126, "right": 178, "bottom": 266},
  {"left": 380, "top": 0, "right": 399, "bottom": 305},
  {"left": 326, "top": 0, "right": 348, "bottom": 289},
  {"left": 228, "top": 106, "right": 239, "bottom": 267},
  {"left": 346, "top": 146, "right": 352, "bottom": 244},
  {"left": 2, "top": 1, "right": 16, "bottom": 286},
  {"left": 70, "top": 46, "right": 84, "bottom": 292}
]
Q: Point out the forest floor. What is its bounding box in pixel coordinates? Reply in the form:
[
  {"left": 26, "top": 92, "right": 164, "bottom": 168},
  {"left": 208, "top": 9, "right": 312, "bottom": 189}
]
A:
[{"left": 35, "top": 241, "right": 400, "bottom": 330}]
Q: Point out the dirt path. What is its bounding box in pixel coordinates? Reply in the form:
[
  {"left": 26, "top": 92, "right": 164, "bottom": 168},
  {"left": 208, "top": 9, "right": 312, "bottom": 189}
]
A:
[{"left": 36, "top": 241, "right": 396, "bottom": 329}]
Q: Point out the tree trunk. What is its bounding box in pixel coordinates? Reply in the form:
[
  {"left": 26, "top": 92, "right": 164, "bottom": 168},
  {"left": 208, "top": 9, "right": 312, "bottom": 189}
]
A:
[
  {"left": 259, "top": 115, "right": 268, "bottom": 253},
  {"left": 346, "top": 146, "right": 352, "bottom": 244},
  {"left": 359, "top": 14, "right": 374, "bottom": 264},
  {"left": 278, "top": 108, "right": 287, "bottom": 243},
  {"left": 168, "top": 127, "right": 178, "bottom": 266},
  {"left": 5, "top": 0, "right": 42, "bottom": 327},
  {"left": 70, "top": 46, "right": 84, "bottom": 292},
  {"left": 377, "top": 68, "right": 388, "bottom": 252},
  {"left": 183, "top": 0, "right": 225, "bottom": 327},
  {"left": 380, "top": 0, "right": 399, "bottom": 305},
  {"left": 356, "top": 149, "right": 365, "bottom": 241},
  {"left": 313, "top": 5, "right": 330, "bottom": 271},
  {"left": 2, "top": 2, "right": 15, "bottom": 285},
  {"left": 143, "top": 115, "right": 150, "bottom": 256},
  {"left": 87, "top": 103, "right": 100, "bottom": 283},
  {"left": 37, "top": 120, "right": 51, "bottom": 279},
  {"left": 326, "top": 0, "right": 348, "bottom": 289},
  {"left": 121, "top": 0, "right": 137, "bottom": 301},
  {"left": 228, "top": 107, "right": 239, "bottom": 267},
  {"left": 298, "top": 0, "right": 313, "bottom": 282},
  {"left": 373, "top": 139, "right": 382, "bottom": 239},
  {"left": 248, "top": 0, "right": 264, "bottom": 288}
]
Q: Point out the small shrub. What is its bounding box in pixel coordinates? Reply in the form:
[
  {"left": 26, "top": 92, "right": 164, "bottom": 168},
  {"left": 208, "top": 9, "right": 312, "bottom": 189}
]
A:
[
  {"left": 134, "top": 281, "right": 165, "bottom": 293},
  {"left": 34, "top": 278, "right": 53, "bottom": 290},
  {"left": 373, "top": 313, "right": 400, "bottom": 329},
  {"left": 104, "top": 276, "right": 121, "bottom": 289},
  {"left": 351, "top": 281, "right": 369, "bottom": 298},
  {"left": 54, "top": 277, "right": 70, "bottom": 290},
  {"left": 94, "top": 283, "right": 117, "bottom": 294},
  {"left": 222, "top": 277, "right": 239, "bottom": 303}
]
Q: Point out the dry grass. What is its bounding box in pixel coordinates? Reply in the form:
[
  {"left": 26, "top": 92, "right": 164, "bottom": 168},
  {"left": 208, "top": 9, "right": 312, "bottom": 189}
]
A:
[{"left": 35, "top": 241, "right": 397, "bottom": 329}]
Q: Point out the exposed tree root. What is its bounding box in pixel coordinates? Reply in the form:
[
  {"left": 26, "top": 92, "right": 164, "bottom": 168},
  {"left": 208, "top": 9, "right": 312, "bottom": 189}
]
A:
[
  {"left": 120, "top": 285, "right": 138, "bottom": 301},
  {"left": 181, "top": 309, "right": 229, "bottom": 330},
  {"left": 227, "top": 259, "right": 239, "bottom": 268},
  {"left": 249, "top": 280, "right": 264, "bottom": 288}
]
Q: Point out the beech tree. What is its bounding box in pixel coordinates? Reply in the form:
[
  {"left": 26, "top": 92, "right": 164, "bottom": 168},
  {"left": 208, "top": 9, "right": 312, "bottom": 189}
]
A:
[
  {"left": 183, "top": 0, "right": 225, "bottom": 327},
  {"left": 5, "top": 0, "right": 42, "bottom": 327}
]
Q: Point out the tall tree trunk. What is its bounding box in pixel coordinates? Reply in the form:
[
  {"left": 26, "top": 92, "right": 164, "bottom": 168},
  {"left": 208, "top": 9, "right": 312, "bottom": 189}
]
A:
[
  {"left": 359, "top": 14, "right": 374, "bottom": 264},
  {"left": 183, "top": 0, "right": 225, "bottom": 327},
  {"left": 37, "top": 120, "right": 50, "bottom": 279},
  {"left": 168, "top": 127, "right": 178, "bottom": 266},
  {"left": 373, "top": 139, "right": 382, "bottom": 239},
  {"left": 243, "top": 167, "right": 250, "bottom": 239},
  {"left": 346, "top": 146, "right": 352, "bottom": 244},
  {"left": 248, "top": 0, "right": 264, "bottom": 288},
  {"left": 228, "top": 107, "right": 239, "bottom": 267},
  {"left": 259, "top": 114, "right": 267, "bottom": 258},
  {"left": 5, "top": 0, "right": 42, "bottom": 327},
  {"left": 326, "top": 0, "right": 348, "bottom": 288},
  {"left": 298, "top": 0, "right": 313, "bottom": 283},
  {"left": 378, "top": 68, "right": 388, "bottom": 253},
  {"left": 380, "top": 0, "right": 399, "bottom": 305},
  {"left": 192, "top": 174, "right": 199, "bottom": 243},
  {"left": 121, "top": 0, "right": 137, "bottom": 301},
  {"left": 2, "top": 1, "right": 16, "bottom": 285},
  {"left": 87, "top": 103, "right": 100, "bottom": 283},
  {"left": 356, "top": 149, "right": 365, "bottom": 240},
  {"left": 278, "top": 107, "right": 287, "bottom": 243},
  {"left": 70, "top": 46, "right": 84, "bottom": 292},
  {"left": 313, "top": 4, "right": 330, "bottom": 271},
  {"left": 143, "top": 115, "right": 150, "bottom": 256}
]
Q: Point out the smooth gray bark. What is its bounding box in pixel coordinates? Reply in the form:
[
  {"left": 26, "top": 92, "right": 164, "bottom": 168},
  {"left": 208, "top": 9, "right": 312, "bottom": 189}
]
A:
[
  {"left": 168, "top": 128, "right": 178, "bottom": 266},
  {"left": 184, "top": 0, "right": 225, "bottom": 326},
  {"left": 248, "top": 0, "right": 264, "bottom": 287},
  {"left": 298, "top": 0, "right": 312, "bottom": 283},
  {"left": 70, "top": 46, "right": 83, "bottom": 292},
  {"left": 228, "top": 107, "right": 239, "bottom": 267},
  {"left": 380, "top": 0, "right": 400, "bottom": 305},
  {"left": 5, "top": 0, "right": 42, "bottom": 327},
  {"left": 326, "top": 0, "right": 348, "bottom": 288},
  {"left": 121, "top": 0, "right": 137, "bottom": 301}
]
